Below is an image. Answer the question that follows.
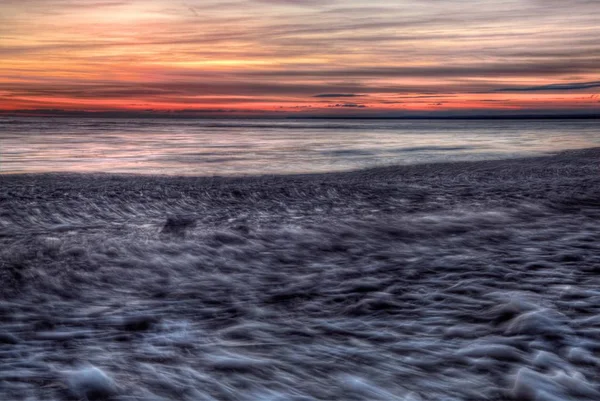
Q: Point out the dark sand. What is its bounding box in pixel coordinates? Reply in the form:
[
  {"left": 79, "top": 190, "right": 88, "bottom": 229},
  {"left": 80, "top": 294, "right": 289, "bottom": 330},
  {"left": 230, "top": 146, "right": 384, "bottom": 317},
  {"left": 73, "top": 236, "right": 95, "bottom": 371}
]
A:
[{"left": 1, "top": 148, "right": 600, "bottom": 400}]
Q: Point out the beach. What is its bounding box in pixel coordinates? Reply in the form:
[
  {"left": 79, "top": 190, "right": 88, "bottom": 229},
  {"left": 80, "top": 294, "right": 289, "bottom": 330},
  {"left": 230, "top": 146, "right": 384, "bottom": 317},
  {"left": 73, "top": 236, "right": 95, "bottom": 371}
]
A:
[{"left": 1, "top": 148, "right": 600, "bottom": 400}]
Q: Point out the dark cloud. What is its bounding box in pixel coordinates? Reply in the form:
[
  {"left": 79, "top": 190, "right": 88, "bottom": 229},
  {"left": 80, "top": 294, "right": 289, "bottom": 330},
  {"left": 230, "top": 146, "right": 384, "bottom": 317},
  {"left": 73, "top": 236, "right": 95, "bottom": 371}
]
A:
[
  {"left": 0, "top": 80, "right": 377, "bottom": 102},
  {"left": 530, "top": 0, "right": 598, "bottom": 7},
  {"left": 0, "top": 78, "right": 481, "bottom": 100},
  {"left": 494, "top": 81, "right": 600, "bottom": 92},
  {"left": 328, "top": 103, "right": 367, "bottom": 108},
  {"left": 313, "top": 93, "right": 363, "bottom": 98},
  {"left": 15, "top": 75, "right": 600, "bottom": 102},
  {"left": 247, "top": 60, "right": 600, "bottom": 79}
]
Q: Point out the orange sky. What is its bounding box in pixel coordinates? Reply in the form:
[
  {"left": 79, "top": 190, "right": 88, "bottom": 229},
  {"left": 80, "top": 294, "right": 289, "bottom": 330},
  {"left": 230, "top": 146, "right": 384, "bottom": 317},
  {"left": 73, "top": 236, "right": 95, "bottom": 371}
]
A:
[{"left": 1, "top": 0, "right": 599, "bottom": 115}]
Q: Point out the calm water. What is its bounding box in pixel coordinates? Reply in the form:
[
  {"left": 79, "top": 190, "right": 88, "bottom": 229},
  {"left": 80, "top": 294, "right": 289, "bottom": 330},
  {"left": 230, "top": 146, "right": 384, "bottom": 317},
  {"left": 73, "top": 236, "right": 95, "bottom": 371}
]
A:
[{"left": 1, "top": 117, "right": 599, "bottom": 175}]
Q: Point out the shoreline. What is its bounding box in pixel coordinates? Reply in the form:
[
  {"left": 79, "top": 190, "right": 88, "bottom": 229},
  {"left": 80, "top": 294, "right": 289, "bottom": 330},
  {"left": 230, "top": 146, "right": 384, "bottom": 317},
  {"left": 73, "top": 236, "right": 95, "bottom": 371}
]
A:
[
  {"left": 2, "top": 146, "right": 599, "bottom": 181},
  {"left": 2, "top": 147, "right": 599, "bottom": 238}
]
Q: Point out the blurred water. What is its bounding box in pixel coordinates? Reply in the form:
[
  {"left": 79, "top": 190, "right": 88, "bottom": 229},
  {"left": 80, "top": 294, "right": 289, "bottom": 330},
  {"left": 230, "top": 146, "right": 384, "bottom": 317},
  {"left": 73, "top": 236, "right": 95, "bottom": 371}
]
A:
[
  {"left": 1, "top": 117, "right": 599, "bottom": 175},
  {"left": 2, "top": 149, "right": 600, "bottom": 401}
]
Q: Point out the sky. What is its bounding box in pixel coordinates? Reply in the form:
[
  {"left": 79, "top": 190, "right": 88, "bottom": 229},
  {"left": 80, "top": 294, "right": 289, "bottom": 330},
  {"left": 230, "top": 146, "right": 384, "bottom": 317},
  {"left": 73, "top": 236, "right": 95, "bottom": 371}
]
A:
[{"left": 1, "top": 0, "right": 599, "bottom": 116}]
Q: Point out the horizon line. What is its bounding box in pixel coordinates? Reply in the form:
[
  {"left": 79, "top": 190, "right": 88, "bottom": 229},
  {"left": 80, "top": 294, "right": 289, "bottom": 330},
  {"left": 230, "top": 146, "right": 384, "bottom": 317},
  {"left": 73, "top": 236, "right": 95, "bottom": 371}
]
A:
[{"left": 1, "top": 110, "right": 599, "bottom": 120}]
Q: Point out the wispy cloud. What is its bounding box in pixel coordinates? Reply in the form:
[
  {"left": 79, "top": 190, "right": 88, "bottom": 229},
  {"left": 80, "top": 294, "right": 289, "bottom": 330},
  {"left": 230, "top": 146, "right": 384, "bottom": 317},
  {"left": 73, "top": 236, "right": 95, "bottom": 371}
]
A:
[
  {"left": 252, "top": 0, "right": 335, "bottom": 5},
  {"left": 1, "top": 0, "right": 598, "bottom": 113},
  {"left": 494, "top": 81, "right": 600, "bottom": 92},
  {"left": 313, "top": 93, "right": 364, "bottom": 98}
]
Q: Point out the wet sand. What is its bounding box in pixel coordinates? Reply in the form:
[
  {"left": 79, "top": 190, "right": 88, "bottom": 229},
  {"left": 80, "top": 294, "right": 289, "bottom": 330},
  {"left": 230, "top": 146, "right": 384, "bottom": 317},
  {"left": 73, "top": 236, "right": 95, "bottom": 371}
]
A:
[{"left": 1, "top": 148, "right": 600, "bottom": 401}]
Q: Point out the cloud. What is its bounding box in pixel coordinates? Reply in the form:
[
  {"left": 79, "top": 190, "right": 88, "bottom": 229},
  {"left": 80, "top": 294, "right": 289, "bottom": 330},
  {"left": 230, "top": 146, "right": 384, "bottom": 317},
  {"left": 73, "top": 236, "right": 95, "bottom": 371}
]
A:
[
  {"left": 252, "top": 0, "right": 335, "bottom": 5},
  {"left": 2, "top": 0, "right": 600, "bottom": 113},
  {"left": 313, "top": 93, "right": 363, "bottom": 98},
  {"left": 494, "top": 81, "right": 600, "bottom": 92},
  {"left": 328, "top": 103, "right": 367, "bottom": 108},
  {"left": 247, "top": 60, "right": 600, "bottom": 79},
  {"left": 7, "top": 74, "right": 600, "bottom": 106}
]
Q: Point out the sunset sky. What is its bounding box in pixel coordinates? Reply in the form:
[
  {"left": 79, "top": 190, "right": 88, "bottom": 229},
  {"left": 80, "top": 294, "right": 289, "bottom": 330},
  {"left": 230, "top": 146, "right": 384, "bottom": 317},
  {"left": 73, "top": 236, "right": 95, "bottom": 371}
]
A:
[{"left": 1, "top": 0, "right": 599, "bottom": 116}]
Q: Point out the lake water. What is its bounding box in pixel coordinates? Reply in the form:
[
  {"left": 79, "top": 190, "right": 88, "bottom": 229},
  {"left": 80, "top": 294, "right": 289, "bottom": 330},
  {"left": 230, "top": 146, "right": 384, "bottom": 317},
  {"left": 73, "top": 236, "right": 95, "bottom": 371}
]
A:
[{"left": 1, "top": 117, "right": 599, "bottom": 175}]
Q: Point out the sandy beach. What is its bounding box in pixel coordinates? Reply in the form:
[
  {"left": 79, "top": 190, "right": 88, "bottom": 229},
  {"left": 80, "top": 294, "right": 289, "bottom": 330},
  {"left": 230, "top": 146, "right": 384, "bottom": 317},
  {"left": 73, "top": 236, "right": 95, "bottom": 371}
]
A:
[{"left": 1, "top": 148, "right": 600, "bottom": 400}]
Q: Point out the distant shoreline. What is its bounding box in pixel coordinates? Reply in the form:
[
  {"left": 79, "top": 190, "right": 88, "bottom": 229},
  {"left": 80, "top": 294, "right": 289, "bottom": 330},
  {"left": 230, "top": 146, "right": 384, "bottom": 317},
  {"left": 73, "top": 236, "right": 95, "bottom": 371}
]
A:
[{"left": 1, "top": 112, "right": 599, "bottom": 120}]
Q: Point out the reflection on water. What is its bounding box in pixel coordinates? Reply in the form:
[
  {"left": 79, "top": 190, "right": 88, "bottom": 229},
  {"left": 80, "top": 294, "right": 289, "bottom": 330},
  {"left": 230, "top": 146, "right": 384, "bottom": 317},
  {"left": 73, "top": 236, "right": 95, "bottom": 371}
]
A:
[{"left": 1, "top": 117, "right": 599, "bottom": 175}]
